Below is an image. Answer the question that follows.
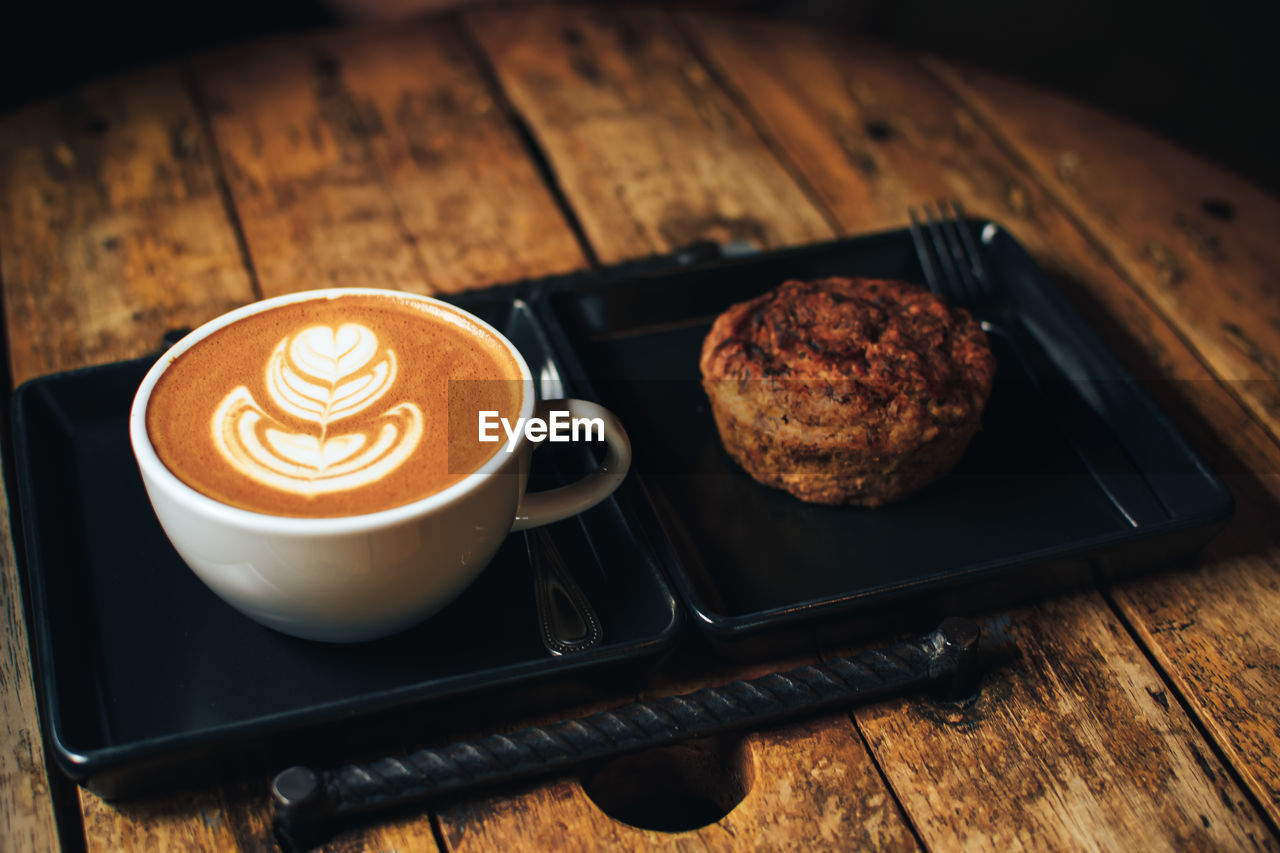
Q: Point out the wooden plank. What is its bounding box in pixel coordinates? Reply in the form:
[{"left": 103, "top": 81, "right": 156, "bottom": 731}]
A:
[
  {"left": 80, "top": 779, "right": 440, "bottom": 853},
  {"left": 427, "top": 681, "right": 645, "bottom": 852},
  {"left": 0, "top": 65, "right": 255, "bottom": 853},
  {"left": 0, "top": 68, "right": 255, "bottom": 387},
  {"left": 675, "top": 12, "right": 1157, "bottom": 302},
  {"left": 463, "top": 3, "right": 834, "bottom": 265},
  {"left": 192, "top": 22, "right": 585, "bottom": 297},
  {"left": 923, "top": 58, "right": 1280, "bottom": 445},
  {"left": 80, "top": 789, "right": 239, "bottom": 853},
  {"left": 439, "top": 653, "right": 918, "bottom": 852},
  {"left": 855, "top": 594, "right": 1273, "bottom": 851},
  {"left": 440, "top": 719, "right": 917, "bottom": 852},
  {"left": 1111, "top": 503, "right": 1280, "bottom": 827},
  {"left": 0, "top": 460, "right": 60, "bottom": 853},
  {"left": 682, "top": 11, "right": 1280, "bottom": 832}
]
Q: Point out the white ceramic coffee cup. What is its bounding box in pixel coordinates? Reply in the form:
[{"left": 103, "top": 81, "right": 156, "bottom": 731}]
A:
[{"left": 129, "top": 288, "right": 630, "bottom": 642}]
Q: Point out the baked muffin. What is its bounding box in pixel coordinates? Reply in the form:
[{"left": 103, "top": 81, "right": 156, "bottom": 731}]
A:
[{"left": 699, "top": 277, "right": 995, "bottom": 506}]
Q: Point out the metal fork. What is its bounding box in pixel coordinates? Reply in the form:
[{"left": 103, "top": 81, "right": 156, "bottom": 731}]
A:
[
  {"left": 909, "top": 200, "right": 992, "bottom": 306},
  {"left": 908, "top": 201, "right": 1167, "bottom": 527}
]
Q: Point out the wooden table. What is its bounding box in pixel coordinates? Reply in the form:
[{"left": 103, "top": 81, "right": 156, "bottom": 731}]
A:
[{"left": 4, "top": 5, "right": 1280, "bottom": 850}]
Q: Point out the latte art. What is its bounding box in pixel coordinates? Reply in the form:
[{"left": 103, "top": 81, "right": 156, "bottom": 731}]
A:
[
  {"left": 145, "top": 293, "right": 524, "bottom": 518},
  {"left": 212, "top": 324, "right": 424, "bottom": 496},
  {"left": 268, "top": 325, "right": 395, "bottom": 424}
]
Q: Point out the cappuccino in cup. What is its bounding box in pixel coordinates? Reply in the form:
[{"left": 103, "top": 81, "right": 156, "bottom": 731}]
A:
[
  {"left": 145, "top": 293, "right": 523, "bottom": 518},
  {"left": 131, "top": 288, "right": 630, "bottom": 641}
]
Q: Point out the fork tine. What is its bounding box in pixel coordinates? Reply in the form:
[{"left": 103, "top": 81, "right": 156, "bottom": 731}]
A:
[
  {"left": 924, "top": 202, "right": 966, "bottom": 302},
  {"left": 908, "top": 207, "right": 944, "bottom": 297},
  {"left": 950, "top": 200, "right": 989, "bottom": 286},
  {"left": 937, "top": 201, "right": 979, "bottom": 302}
]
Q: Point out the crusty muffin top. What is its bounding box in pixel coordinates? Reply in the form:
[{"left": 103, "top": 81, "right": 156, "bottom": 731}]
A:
[{"left": 700, "top": 277, "right": 994, "bottom": 438}]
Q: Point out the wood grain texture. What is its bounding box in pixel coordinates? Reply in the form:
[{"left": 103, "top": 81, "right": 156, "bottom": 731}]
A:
[
  {"left": 439, "top": 718, "right": 917, "bottom": 853},
  {"left": 464, "top": 3, "right": 834, "bottom": 264},
  {"left": 854, "top": 594, "right": 1275, "bottom": 851},
  {"left": 682, "top": 11, "right": 1280, "bottom": 834},
  {"left": 80, "top": 789, "right": 239, "bottom": 853},
  {"left": 438, "top": 652, "right": 918, "bottom": 852},
  {"left": 0, "top": 64, "right": 254, "bottom": 853},
  {"left": 924, "top": 58, "right": 1280, "bottom": 445},
  {"left": 429, "top": 686, "right": 645, "bottom": 853},
  {"left": 0, "top": 461, "right": 59, "bottom": 853},
  {"left": 192, "top": 22, "right": 584, "bottom": 296},
  {"left": 0, "top": 68, "right": 255, "bottom": 387},
  {"left": 81, "top": 779, "right": 442, "bottom": 853},
  {"left": 638, "top": 651, "right": 917, "bottom": 851},
  {"left": 1111, "top": 504, "right": 1280, "bottom": 828},
  {"left": 677, "top": 12, "right": 1158, "bottom": 305}
]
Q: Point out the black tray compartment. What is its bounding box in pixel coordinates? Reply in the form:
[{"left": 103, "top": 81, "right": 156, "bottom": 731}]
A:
[
  {"left": 536, "top": 224, "right": 1232, "bottom": 651},
  {"left": 12, "top": 296, "right": 680, "bottom": 798}
]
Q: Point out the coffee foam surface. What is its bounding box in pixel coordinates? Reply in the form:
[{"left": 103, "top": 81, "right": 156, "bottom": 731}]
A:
[{"left": 146, "top": 294, "right": 523, "bottom": 518}]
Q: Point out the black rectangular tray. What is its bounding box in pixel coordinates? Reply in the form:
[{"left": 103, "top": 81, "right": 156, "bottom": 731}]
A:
[
  {"left": 11, "top": 296, "right": 681, "bottom": 798},
  {"left": 535, "top": 223, "right": 1233, "bottom": 650},
  {"left": 11, "top": 223, "right": 1233, "bottom": 798}
]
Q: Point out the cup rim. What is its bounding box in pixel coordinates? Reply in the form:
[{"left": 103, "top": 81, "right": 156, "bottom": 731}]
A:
[{"left": 129, "top": 287, "right": 536, "bottom": 535}]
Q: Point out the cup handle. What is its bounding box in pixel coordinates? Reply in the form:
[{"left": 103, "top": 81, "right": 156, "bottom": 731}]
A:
[{"left": 510, "top": 399, "right": 631, "bottom": 532}]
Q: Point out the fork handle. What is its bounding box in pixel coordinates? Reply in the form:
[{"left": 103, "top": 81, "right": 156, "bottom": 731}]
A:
[{"left": 995, "top": 312, "right": 1169, "bottom": 527}]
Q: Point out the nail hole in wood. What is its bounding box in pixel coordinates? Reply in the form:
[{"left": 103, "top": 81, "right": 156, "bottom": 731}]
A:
[
  {"left": 1201, "top": 198, "right": 1234, "bottom": 221},
  {"left": 864, "top": 120, "right": 895, "bottom": 141},
  {"left": 581, "top": 735, "right": 752, "bottom": 832}
]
